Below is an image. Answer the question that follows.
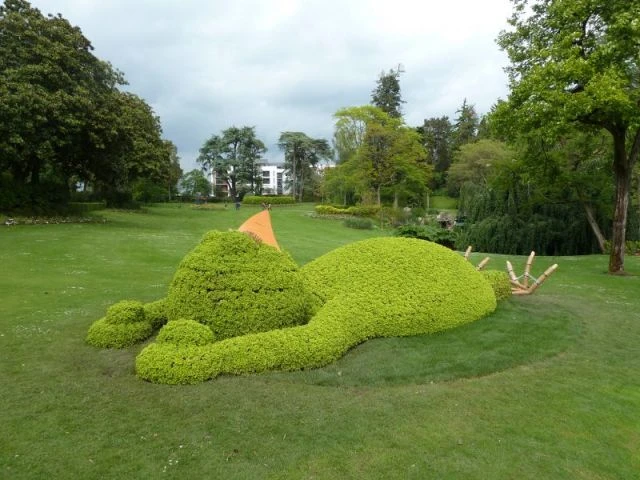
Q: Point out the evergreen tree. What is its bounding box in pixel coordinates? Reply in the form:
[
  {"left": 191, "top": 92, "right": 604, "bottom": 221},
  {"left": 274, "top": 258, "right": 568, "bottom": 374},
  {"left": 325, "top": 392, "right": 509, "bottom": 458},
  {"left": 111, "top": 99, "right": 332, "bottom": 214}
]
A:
[
  {"left": 453, "top": 99, "right": 479, "bottom": 149},
  {"left": 371, "top": 65, "right": 405, "bottom": 118}
]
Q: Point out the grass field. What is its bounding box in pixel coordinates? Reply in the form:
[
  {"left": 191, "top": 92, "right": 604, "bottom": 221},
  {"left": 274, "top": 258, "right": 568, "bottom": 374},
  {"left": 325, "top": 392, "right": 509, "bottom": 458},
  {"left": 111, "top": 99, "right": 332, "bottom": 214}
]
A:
[{"left": 1, "top": 203, "right": 639, "bottom": 479}]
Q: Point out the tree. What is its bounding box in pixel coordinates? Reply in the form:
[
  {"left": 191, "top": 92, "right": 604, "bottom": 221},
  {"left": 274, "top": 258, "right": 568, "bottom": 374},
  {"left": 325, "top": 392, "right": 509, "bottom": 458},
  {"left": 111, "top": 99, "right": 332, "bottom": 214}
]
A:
[
  {"left": 0, "top": 1, "right": 123, "bottom": 187},
  {"left": 448, "top": 139, "right": 514, "bottom": 196},
  {"left": 420, "top": 116, "right": 454, "bottom": 189},
  {"left": 452, "top": 98, "right": 479, "bottom": 150},
  {"left": 497, "top": 0, "right": 640, "bottom": 273},
  {"left": 197, "top": 126, "right": 266, "bottom": 200},
  {"left": 162, "top": 140, "right": 183, "bottom": 200},
  {"left": 333, "top": 106, "right": 431, "bottom": 206},
  {"left": 0, "top": 0, "right": 177, "bottom": 210},
  {"left": 278, "top": 132, "right": 332, "bottom": 202},
  {"left": 179, "top": 169, "right": 210, "bottom": 198},
  {"left": 371, "top": 65, "right": 405, "bottom": 118}
]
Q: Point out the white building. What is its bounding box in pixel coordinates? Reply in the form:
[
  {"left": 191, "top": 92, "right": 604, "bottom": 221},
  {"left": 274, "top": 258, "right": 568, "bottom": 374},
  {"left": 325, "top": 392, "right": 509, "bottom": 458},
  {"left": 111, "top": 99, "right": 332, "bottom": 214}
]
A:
[
  {"left": 209, "top": 163, "right": 291, "bottom": 197},
  {"left": 260, "top": 163, "right": 290, "bottom": 195}
]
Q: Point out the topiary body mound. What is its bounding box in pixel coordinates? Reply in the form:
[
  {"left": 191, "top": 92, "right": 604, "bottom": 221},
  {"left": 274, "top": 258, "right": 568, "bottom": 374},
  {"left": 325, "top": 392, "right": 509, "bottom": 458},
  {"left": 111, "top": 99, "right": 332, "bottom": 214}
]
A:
[
  {"left": 164, "top": 230, "right": 317, "bottom": 339},
  {"left": 136, "top": 237, "right": 498, "bottom": 384}
]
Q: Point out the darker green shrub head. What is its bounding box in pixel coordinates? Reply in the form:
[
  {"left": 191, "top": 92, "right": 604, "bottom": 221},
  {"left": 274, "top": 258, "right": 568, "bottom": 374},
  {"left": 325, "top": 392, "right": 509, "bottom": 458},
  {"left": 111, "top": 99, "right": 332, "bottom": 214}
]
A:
[
  {"left": 86, "top": 318, "right": 153, "bottom": 348},
  {"left": 165, "top": 230, "right": 316, "bottom": 340},
  {"left": 481, "top": 270, "right": 512, "bottom": 301},
  {"left": 156, "top": 320, "right": 215, "bottom": 346},
  {"left": 105, "top": 300, "right": 145, "bottom": 324}
]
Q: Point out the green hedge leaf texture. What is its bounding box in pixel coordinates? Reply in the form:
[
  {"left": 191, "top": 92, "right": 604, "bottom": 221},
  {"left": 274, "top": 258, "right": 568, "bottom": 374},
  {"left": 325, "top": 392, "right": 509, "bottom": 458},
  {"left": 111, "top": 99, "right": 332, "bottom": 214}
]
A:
[
  {"left": 242, "top": 196, "right": 296, "bottom": 205},
  {"left": 86, "top": 318, "right": 153, "bottom": 349},
  {"left": 481, "top": 270, "right": 513, "bottom": 301},
  {"left": 156, "top": 320, "right": 215, "bottom": 346},
  {"left": 86, "top": 300, "right": 164, "bottom": 348},
  {"left": 136, "top": 237, "right": 497, "bottom": 384},
  {"left": 164, "top": 231, "right": 317, "bottom": 340}
]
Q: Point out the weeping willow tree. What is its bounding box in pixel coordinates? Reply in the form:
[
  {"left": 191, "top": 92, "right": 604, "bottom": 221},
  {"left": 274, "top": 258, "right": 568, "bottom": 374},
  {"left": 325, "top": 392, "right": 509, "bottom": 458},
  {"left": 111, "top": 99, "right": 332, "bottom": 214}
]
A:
[
  {"left": 457, "top": 181, "right": 607, "bottom": 255},
  {"left": 455, "top": 130, "right": 629, "bottom": 255}
]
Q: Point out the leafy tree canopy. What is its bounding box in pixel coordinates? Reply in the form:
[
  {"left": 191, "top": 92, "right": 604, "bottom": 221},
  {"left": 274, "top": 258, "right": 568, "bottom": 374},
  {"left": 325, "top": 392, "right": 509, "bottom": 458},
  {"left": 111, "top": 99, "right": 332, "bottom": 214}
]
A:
[
  {"left": 497, "top": 0, "right": 640, "bottom": 272},
  {"left": 197, "top": 126, "right": 266, "bottom": 199}
]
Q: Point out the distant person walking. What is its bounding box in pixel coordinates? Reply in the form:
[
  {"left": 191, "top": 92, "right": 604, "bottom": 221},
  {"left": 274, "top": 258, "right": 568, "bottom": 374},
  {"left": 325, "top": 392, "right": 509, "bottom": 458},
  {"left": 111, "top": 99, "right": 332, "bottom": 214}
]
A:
[{"left": 235, "top": 198, "right": 241, "bottom": 210}]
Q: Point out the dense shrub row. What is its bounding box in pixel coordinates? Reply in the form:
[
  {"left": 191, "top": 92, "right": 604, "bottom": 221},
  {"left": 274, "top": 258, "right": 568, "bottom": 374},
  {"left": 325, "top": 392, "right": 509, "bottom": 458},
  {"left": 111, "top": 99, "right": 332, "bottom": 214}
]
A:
[
  {"left": 68, "top": 202, "right": 106, "bottom": 214},
  {"left": 394, "top": 224, "right": 458, "bottom": 249},
  {"left": 343, "top": 217, "right": 374, "bottom": 230},
  {"left": 314, "top": 205, "right": 381, "bottom": 217},
  {"left": 242, "top": 196, "right": 296, "bottom": 205},
  {"left": 136, "top": 237, "right": 497, "bottom": 384},
  {"left": 603, "top": 240, "right": 640, "bottom": 256},
  {"left": 164, "top": 231, "right": 318, "bottom": 339}
]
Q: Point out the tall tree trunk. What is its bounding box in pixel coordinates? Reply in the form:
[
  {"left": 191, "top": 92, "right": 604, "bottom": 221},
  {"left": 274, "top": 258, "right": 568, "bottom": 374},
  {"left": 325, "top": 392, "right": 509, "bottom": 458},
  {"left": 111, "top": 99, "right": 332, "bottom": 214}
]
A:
[
  {"left": 376, "top": 185, "right": 381, "bottom": 206},
  {"left": 582, "top": 203, "right": 606, "bottom": 253},
  {"left": 608, "top": 127, "right": 637, "bottom": 273},
  {"left": 393, "top": 190, "right": 399, "bottom": 209}
]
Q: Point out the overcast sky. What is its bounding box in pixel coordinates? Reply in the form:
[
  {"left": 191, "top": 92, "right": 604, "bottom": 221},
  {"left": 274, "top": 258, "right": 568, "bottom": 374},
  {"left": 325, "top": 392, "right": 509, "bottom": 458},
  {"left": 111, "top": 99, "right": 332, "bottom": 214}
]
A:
[{"left": 30, "top": 0, "right": 514, "bottom": 171}]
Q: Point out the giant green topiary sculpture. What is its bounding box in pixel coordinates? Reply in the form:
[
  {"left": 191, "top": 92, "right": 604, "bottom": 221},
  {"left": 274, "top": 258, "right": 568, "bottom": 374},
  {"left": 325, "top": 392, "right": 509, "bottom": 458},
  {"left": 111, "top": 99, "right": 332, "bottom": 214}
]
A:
[
  {"left": 135, "top": 237, "right": 497, "bottom": 384},
  {"left": 87, "top": 212, "right": 505, "bottom": 384}
]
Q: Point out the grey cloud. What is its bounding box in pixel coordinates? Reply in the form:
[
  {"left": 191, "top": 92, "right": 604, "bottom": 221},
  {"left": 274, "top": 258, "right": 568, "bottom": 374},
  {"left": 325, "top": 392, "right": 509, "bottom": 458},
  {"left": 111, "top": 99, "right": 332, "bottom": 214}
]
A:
[{"left": 31, "top": 0, "right": 513, "bottom": 170}]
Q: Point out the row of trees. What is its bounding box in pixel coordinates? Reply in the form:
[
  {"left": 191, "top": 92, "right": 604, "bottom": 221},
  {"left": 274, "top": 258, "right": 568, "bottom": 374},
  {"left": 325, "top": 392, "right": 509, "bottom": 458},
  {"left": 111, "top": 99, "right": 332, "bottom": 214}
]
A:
[
  {"left": 0, "top": 0, "right": 182, "bottom": 210},
  {"left": 196, "top": 127, "right": 332, "bottom": 201}
]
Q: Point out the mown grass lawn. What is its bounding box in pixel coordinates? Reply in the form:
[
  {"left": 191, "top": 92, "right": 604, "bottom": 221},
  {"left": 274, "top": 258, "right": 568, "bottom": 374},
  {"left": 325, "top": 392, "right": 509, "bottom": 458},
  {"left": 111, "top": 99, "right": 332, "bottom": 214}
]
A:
[{"left": 1, "top": 203, "right": 639, "bottom": 479}]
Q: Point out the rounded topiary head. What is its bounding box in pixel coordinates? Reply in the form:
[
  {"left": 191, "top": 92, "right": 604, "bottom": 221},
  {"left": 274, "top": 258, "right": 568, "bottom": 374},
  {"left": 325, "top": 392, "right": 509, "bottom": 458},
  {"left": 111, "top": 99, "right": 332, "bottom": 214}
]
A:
[{"left": 165, "top": 231, "right": 316, "bottom": 339}]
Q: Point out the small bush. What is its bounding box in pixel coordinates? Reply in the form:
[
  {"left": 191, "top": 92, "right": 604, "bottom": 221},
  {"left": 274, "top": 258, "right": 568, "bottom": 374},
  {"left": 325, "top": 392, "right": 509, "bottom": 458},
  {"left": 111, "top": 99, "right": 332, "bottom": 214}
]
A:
[
  {"left": 243, "top": 195, "right": 295, "bottom": 205},
  {"left": 314, "top": 204, "right": 380, "bottom": 217},
  {"left": 105, "top": 300, "right": 146, "bottom": 324},
  {"left": 68, "top": 202, "right": 106, "bottom": 214},
  {"left": 156, "top": 320, "right": 215, "bottom": 346},
  {"left": 346, "top": 205, "right": 380, "bottom": 217},
  {"left": 481, "top": 270, "right": 512, "bottom": 301},
  {"left": 603, "top": 240, "right": 640, "bottom": 255},
  {"left": 86, "top": 300, "right": 158, "bottom": 348},
  {"left": 86, "top": 318, "right": 153, "bottom": 349},
  {"left": 343, "top": 217, "right": 374, "bottom": 230}
]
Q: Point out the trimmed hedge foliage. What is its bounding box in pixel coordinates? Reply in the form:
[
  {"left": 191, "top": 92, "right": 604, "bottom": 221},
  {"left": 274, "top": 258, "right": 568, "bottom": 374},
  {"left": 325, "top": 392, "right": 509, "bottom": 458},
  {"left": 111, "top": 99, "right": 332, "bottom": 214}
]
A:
[
  {"left": 136, "top": 237, "right": 498, "bottom": 384},
  {"left": 143, "top": 299, "right": 168, "bottom": 330},
  {"left": 315, "top": 205, "right": 381, "bottom": 217},
  {"left": 243, "top": 195, "right": 295, "bottom": 205},
  {"left": 343, "top": 217, "right": 374, "bottom": 230},
  {"left": 164, "top": 231, "right": 318, "bottom": 340},
  {"left": 156, "top": 320, "right": 215, "bottom": 346},
  {"left": 481, "top": 270, "right": 512, "bottom": 301},
  {"left": 86, "top": 300, "right": 155, "bottom": 348}
]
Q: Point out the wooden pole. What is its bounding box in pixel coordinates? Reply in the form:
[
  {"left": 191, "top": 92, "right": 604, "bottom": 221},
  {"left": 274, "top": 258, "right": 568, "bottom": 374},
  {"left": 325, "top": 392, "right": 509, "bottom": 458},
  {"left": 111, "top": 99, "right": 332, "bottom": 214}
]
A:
[{"left": 524, "top": 251, "right": 535, "bottom": 288}]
